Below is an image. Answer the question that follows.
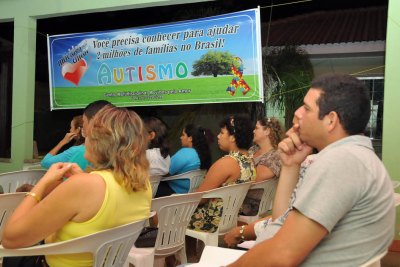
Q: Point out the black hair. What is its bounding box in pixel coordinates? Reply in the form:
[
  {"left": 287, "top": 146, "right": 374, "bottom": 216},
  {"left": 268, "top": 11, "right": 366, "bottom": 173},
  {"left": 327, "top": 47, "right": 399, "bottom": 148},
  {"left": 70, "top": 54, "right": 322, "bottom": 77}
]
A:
[
  {"left": 143, "top": 117, "right": 170, "bottom": 158},
  {"left": 184, "top": 124, "right": 212, "bottom": 169},
  {"left": 219, "top": 115, "right": 254, "bottom": 150},
  {"left": 312, "top": 74, "right": 370, "bottom": 135},
  {"left": 83, "top": 100, "right": 112, "bottom": 121}
]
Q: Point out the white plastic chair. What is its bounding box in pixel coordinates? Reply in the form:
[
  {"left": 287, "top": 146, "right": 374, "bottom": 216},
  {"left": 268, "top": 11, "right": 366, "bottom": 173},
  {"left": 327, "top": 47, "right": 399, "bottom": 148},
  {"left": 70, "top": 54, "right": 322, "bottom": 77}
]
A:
[
  {"left": 162, "top": 169, "right": 207, "bottom": 193},
  {"left": 0, "top": 214, "right": 152, "bottom": 267},
  {"left": 238, "top": 179, "right": 278, "bottom": 224},
  {"left": 0, "top": 193, "right": 26, "bottom": 243},
  {"left": 0, "top": 170, "right": 46, "bottom": 193},
  {"left": 186, "top": 182, "right": 252, "bottom": 247},
  {"left": 125, "top": 192, "right": 204, "bottom": 267},
  {"left": 359, "top": 250, "right": 387, "bottom": 267},
  {"left": 150, "top": 175, "right": 162, "bottom": 198}
]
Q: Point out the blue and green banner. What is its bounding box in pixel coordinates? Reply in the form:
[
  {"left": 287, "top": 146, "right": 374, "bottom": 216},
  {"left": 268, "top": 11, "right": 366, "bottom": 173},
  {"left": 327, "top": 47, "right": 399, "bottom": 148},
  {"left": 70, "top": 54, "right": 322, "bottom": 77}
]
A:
[{"left": 47, "top": 8, "right": 263, "bottom": 110}]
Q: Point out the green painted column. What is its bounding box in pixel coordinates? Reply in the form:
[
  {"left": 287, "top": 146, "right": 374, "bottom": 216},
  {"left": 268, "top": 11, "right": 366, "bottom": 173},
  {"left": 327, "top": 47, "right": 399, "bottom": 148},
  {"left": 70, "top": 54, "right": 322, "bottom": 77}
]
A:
[
  {"left": 384, "top": 0, "right": 400, "bottom": 246},
  {"left": 383, "top": 1, "right": 400, "bottom": 182},
  {"left": 5, "top": 15, "right": 37, "bottom": 172}
]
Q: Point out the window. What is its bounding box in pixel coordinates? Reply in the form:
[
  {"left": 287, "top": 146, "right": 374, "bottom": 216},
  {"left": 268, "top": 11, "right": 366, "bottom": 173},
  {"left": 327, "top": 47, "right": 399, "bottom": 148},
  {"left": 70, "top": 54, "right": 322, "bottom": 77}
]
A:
[
  {"left": 0, "top": 22, "right": 13, "bottom": 159},
  {"left": 359, "top": 77, "right": 384, "bottom": 158}
]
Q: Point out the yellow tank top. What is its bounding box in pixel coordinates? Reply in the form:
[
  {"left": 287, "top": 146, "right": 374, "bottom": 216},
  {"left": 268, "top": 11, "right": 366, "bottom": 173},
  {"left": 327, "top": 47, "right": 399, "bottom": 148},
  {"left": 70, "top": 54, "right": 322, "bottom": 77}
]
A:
[{"left": 45, "top": 170, "right": 152, "bottom": 267}]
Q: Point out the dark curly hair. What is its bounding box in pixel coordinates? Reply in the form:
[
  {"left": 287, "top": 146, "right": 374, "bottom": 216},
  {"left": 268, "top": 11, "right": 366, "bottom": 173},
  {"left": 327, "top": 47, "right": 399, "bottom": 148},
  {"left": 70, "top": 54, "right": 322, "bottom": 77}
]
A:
[
  {"left": 184, "top": 124, "right": 212, "bottom": 169},
  {"left": 219, "top": 115, "right": 254, "bottom": 150},
  {"left": 143, "top": 117, "right": 170, "bottom": 159},
  {"left": 258, "top": 117, "right": 284, "bottom": 148}
]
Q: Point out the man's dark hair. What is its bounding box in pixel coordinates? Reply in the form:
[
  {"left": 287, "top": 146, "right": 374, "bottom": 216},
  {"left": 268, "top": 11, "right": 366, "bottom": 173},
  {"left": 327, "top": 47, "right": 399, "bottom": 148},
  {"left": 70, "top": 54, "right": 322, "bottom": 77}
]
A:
[
  {"left": 219, "top": 115, "right": 254, "bottom": 150},
  {"left": 312, "top": 74, "right": 370, "bottom": 135},
  {"left": 83, "top": 100, "right": 112, "bottom": 121}
]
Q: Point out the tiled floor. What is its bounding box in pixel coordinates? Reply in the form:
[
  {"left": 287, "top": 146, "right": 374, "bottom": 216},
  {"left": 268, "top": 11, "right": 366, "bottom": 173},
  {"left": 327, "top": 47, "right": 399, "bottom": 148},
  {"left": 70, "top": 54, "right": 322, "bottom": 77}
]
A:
[{"left": 382, "top": 251, "right": 400, "bottom": 267}]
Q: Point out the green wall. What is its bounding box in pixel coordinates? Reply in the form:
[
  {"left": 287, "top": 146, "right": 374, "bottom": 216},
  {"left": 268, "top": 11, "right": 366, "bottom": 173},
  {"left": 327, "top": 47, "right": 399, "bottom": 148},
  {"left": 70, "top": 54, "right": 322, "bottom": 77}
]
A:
[
  {"left": 0, "top": 0, "right": 208, "bottom": 172},
  {"left": 0, "top": 0, "right": 399, "bottom": 176},
  {"left": 383, "top": 0, "right": 400, "bottom": 182}
]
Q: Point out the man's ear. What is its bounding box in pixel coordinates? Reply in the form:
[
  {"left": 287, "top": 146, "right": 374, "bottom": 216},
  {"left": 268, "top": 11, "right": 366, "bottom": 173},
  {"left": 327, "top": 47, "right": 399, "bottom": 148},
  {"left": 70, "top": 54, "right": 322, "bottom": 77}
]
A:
[{"left": 325, "top": 111, "right": 339, "bottom": 131}]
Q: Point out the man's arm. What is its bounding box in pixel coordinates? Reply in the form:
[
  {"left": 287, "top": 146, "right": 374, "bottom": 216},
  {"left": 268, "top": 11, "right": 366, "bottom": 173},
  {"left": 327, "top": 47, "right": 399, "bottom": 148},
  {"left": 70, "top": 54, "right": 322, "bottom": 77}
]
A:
[
  {"left": 273, "top": 124, "right": 313, "bottom": 219},
  {"left": 228, "top": 210, "right": 328, "bottom": 267}
]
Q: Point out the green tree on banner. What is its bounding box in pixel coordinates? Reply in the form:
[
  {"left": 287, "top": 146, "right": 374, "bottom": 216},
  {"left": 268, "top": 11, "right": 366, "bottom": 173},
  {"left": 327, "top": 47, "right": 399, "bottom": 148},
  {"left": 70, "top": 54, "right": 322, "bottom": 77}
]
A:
[{"left": 192, "top": 51, "right": 238, "bottom": 77}]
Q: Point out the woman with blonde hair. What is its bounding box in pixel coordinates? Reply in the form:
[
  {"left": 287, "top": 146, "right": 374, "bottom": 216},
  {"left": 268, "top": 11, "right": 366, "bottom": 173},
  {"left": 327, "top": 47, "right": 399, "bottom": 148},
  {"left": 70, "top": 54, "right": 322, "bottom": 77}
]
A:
[
  {"left": 3, "top": 105, "right": 152, "bottom": 267},
  {"left": 241, "top": 117, "right": 284, "bottom": 216}
]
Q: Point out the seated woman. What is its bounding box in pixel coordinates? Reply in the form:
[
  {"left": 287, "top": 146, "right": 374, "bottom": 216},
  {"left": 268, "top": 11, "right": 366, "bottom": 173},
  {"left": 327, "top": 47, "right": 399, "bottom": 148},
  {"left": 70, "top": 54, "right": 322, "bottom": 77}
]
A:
[
  {"left": 241, "top": 117, "right": 284, "bottom": 216},
  {"left": 156, "top": 124, "right": 212, "bottom": 197},
  {"left": 41, "top": 115, "right": 85, "bottom": 169},
  {"left": 187, "top": 115, "right": 256, "bottom": 233},
  {"left": 3, "top": 105, "right": 152, "bottom": 267},
  {"left": 143, "top": 117, "right": 171, "bottom": 177},
  {"left": 224, "top": 121, "right": 315, "bottom": 248}
]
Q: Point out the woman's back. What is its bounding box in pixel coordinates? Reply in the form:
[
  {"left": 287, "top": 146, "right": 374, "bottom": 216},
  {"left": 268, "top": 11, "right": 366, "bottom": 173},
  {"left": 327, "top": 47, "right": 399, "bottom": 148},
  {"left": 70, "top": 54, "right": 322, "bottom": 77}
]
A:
[{"left": 46, "top": 170, "right": 151, "bottom": 267}]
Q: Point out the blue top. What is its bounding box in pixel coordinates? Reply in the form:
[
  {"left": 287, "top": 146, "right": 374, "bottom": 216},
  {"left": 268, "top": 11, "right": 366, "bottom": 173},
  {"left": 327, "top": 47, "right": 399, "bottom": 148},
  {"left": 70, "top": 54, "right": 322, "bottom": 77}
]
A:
[
  {"left": 168, "top": 147, "right": 200, "bottom": 193},
  {"left": 41, "top": 145, "right": 89, "bottom": 171}
]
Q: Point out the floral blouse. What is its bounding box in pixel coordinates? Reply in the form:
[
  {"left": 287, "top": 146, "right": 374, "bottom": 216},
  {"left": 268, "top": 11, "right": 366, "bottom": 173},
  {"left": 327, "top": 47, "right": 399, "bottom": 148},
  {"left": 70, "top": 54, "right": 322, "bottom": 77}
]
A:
[
  {"left": 241, "top": 145, "right": 282, "bottom": 215},
  {"left": 188, "top": 151, "right": 256, "bottom": 233}
]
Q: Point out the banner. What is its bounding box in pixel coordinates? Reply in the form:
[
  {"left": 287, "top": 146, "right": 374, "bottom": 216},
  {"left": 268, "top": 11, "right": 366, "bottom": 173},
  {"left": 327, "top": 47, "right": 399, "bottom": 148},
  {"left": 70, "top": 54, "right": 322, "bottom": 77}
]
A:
[{"left": 47, "top": 8, "right": 263, "bottom": 110}]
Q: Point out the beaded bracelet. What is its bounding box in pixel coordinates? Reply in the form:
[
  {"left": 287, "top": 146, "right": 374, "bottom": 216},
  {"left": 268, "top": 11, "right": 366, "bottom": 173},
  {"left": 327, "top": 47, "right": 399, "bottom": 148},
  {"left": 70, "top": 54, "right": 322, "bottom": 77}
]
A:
[
  {"left": 239, "top": 225, "right": 246, "bottom": 241},
  {"left": 25, "top": 192, "right": 41, "bottom": 203}
]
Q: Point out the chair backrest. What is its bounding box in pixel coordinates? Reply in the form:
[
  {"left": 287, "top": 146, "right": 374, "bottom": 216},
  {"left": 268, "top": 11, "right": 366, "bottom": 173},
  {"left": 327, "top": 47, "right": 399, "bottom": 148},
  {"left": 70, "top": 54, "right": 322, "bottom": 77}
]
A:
[
  {"left": 149, "top": 175, "right": 161, "bottom": 198},
  {"left": 359, "top": 251, "right": 387, "bottom": 267},
  {"left": 250, "top": 179, "right": 278, "bottom": 218},
  {"left": 0, "top": 170, "right": 46, "bottom": 193},
  {"left": 203, "top": 182, "right": 252, "bottom": 235},
  {"left": 0, "top": 213, "right": 153, "bottom": 267},
  {"left": 151, "top": 192, "right": 203, "bottom": 256},
  {"left": 162, "top": 169, "right": 207, "bottom": 193},
  {"left": 0, "top": 193, "right": 26, "bottom": 243}
]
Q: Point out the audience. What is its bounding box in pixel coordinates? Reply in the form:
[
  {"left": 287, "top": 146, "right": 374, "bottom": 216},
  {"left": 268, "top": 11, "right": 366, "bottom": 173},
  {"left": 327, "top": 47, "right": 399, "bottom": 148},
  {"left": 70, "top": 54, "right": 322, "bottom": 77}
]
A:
[
  {"left": 3, "top": 105, "right": 152, "bottom": 267},
  {"left": 67, "top": 100, "right": 111, "bottom": 171},
  {"left": 41, "top": 115, "right": 84, "bottom": 169},
  {"left": 156, "top": 124, "right": 212, "bottom": 197},
  {"left": 187, "top": 115, "right": 256, "bottom": 233},
  {"left": 143, "top": 117, "right": 171, "bottom": 176},
  {"left": 226, "top": 74, "right": 394, "bottom": 266},
  {"left": 241, "top": 117, "right": 284, "bottom": 216}
]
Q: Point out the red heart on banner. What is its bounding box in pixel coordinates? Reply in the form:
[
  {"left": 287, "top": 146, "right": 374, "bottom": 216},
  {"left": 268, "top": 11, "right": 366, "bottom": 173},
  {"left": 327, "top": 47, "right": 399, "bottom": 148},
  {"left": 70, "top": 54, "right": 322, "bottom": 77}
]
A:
[{"left": 61, "top": 59, "right": 88, "bottom": 86}]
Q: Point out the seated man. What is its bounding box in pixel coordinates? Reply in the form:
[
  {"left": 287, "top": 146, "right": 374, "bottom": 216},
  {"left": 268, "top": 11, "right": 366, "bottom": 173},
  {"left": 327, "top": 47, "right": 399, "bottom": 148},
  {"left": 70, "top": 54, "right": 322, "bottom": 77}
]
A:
[{"left": 228, "top": 74, "right": 395, "bottom": 266}]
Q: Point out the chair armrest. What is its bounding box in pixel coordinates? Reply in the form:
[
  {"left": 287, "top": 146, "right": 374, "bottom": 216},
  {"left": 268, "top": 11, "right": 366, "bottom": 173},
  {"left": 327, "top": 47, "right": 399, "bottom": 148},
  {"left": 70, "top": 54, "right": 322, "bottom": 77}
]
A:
[
  {"left": 161, "top": 173, "right": 188, "bottom": 182},
  {"left": 0, "top": 239, "right": 91, "bottom": 257}
]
